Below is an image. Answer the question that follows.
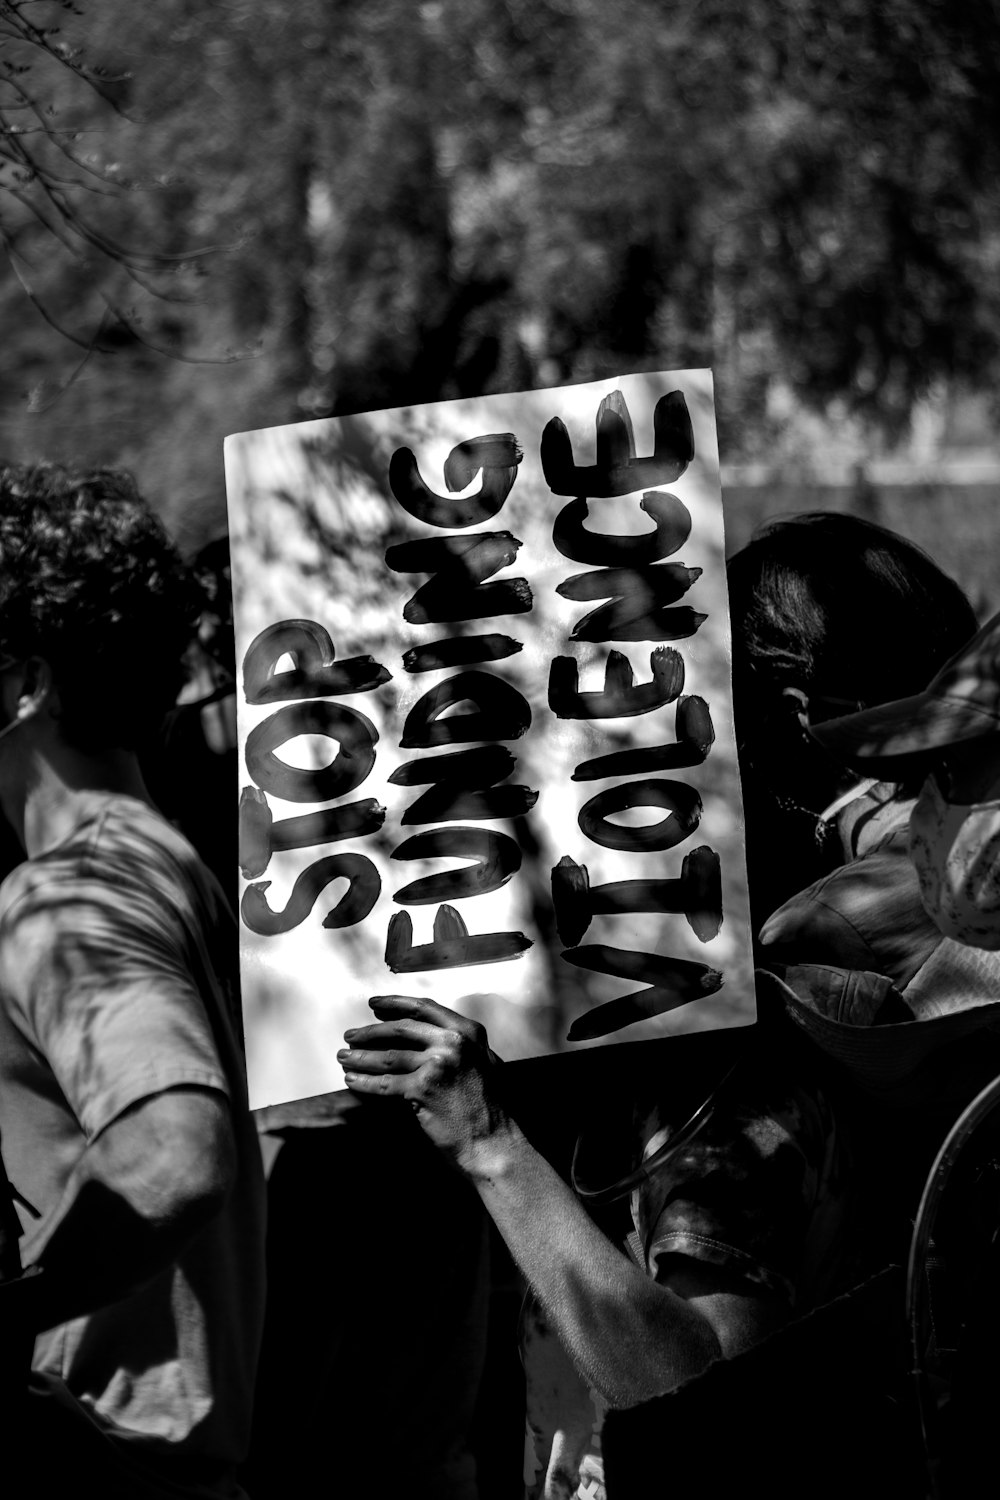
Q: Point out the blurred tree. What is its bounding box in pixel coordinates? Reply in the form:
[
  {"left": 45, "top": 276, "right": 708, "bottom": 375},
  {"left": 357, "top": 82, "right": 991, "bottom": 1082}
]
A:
[
  {"left": 3, "top": 0, "right": 1000, "bottom": 537},
  {"left": 0, "top": 0, "right": 241, "bottom": 389}
]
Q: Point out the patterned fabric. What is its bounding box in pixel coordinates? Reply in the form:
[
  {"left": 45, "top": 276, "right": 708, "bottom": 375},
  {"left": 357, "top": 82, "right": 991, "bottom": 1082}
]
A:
[
  {"left": 910, "top": 771, "right": 1000, "bottom": 950},
  {"left": 760, "top": 796, "right": 940, "bottom": 986},
  {"left": 762, "top": 791, "right": 1000, "bottom": 1003},
  {"left": 760, "top": 790, "right": 1000, "bottom": 1109},
  {"left": 0, "top": 794, "right": 266, "bottom": 1498}
]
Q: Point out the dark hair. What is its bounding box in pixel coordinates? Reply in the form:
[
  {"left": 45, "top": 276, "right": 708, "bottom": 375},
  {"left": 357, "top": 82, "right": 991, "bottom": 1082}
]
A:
[
  {"left": 0, "top": 463, "right": 199, "bottom": 751},
  {"left": 727, "top": 511, "right": 977, "bottom": 718}
]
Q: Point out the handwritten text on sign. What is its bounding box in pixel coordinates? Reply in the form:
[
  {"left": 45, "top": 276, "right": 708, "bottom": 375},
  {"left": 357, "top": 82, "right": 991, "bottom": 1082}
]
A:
[{"left": 226, "top": 373, "right": 754, "bottom": 1109}]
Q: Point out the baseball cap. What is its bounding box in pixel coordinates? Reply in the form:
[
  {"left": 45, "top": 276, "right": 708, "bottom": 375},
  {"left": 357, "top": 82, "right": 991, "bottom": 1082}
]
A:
[{"left": 810, "top": 609, "right": 1000, "bottom": 776}]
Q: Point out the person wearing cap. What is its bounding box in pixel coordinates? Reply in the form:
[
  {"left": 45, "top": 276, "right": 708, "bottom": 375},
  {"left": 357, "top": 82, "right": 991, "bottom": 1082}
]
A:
[
  {"left": 725, "top": 512, "right": 982, "bottom": 939},
  {"left": 725, "top": 514, "right": 1000, "bottom": 1124},
  {"left": 811, "top": 610, "right": 1000, "bottom": 951},
  {"left": 339, "top": 513, "right": 987, "bottom": 1495}
]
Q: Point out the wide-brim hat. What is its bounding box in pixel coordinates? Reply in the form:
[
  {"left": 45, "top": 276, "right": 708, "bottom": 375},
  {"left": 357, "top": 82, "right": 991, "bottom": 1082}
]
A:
[
  {"left": 810, "top": 609, "right": 1000, "bottom": 776},
  {"left": 757, "top": 963, "right": 1000, "bottom": 1107}
]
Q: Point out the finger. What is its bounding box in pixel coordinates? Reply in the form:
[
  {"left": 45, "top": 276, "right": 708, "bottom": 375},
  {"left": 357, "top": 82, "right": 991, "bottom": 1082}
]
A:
[
  {"left": 337, "top": 1043, "right": 422, "bottom": 1075},
  {"left": 342, "top": 1069, "right": 413, "bottom": 1097},
  {"left": 342, "top": 1018, "right": 442, "bottom": 1050},
  {"left": 369, "top": 992, "right": 484, "bottom": 1041}
]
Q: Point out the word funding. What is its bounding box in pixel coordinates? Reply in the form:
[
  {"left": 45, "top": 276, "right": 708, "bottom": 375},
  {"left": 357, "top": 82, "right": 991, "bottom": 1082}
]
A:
[{"left": 383, "top": 432, "right": 534, "bottom": 972}]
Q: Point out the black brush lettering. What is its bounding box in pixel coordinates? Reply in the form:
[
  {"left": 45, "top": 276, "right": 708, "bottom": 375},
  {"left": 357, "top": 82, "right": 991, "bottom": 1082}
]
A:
[
  {"left": 572, "top": 695, "right": 715, "bottom": 779},
  {"left": 551, "top": 847, "right": 723, "bottom": 947},
  {"left": 578, "top": 778, "right": 702, "bottom": 852},
  {"left": 245, "top": 701, "right": 378, "bottom": 803},
  {"left": 391, "top": 826, "right": 522, "bottom": 904},
  {"left": 391, "top": 745, "right": 535, "bottom": 824},
  {"left": 385, "top": 906, "right": 531, "bottom": 972},
  {"left": 243, "top": 619, "right": 390, "bottom": 704},
  {"left": 541, "top": 390, "right": 695, "bottom": 497},
  {"left": 238, "top": 786, "right": 385, "bottom": 879},
  {"left": 389, "top": 745, "right": 517, "bottom": 789},
  {"left": 386, "top": 532, "right": 531, "bottom": 625},
  {"left": 389, "top": 433, "right": 522, "bottom": 529},
  {"left": 401, "top": 784, "right": 538, "bottom": 824},
  {"left": 549, "top": 647, "right": 685, "bottom": 720},
  {"left": 401, "top": 669, "right": 531, "bottom": 747},
  {"left": 557, "top": 564, "right": 703, "bottom": 643},
  {"left": 402, "top": 635, "right": 523, "bottom": 673},
  {"left": 564, "top": 953, "right": 724, "bottom": 1041},
  {"left": 552, "top": 492, "right": 692, "bottom": 566},
  {"left": 241, "top": 853, "right": 381, "bottom": 936}
]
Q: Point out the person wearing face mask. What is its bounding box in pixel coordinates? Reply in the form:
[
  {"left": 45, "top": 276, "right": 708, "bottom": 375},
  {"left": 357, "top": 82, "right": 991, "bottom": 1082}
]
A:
[
  {"left": 726, "top": 518, "right": 1000, "bottom": 1175},
  {"left": 810, "top": 610, "right": 1000, "bottom": 951},
  {"left": 339, "top": 514, "right": 993, "bottom": 1499},
  {"left": 726, "top": 517, "right": 1000, "bottom": 1225}
]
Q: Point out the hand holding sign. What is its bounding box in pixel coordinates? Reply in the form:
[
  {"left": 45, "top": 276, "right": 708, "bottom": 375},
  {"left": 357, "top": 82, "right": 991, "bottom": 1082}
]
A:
[{"left": 339, "top": 994, "right": 511, "bottom": 1173}]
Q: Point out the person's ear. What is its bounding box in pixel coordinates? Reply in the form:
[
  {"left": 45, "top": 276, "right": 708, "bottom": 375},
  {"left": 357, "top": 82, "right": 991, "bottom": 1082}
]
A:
[
  {"left": 780, "top": 685, "right": 811, "bottom": 729},
  {"left": 13, "top": 657, "right": 55, "bottom": 724}
]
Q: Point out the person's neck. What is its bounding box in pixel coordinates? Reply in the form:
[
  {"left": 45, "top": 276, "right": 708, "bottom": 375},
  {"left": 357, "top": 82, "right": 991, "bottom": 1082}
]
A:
[{"left": 22, "top": 744, "right": 155, "bottom": 860}]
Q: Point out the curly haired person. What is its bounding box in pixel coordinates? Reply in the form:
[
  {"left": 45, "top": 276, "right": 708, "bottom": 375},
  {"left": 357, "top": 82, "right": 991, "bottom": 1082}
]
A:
[{"left": 0, "top": 465, "right": 266, "bottom": 1498}]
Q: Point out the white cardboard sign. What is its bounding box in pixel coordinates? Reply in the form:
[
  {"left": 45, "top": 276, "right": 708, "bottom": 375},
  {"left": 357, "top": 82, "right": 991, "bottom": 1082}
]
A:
[{"left": 225, "top": 371, "right": 755, "bottom": 1109}]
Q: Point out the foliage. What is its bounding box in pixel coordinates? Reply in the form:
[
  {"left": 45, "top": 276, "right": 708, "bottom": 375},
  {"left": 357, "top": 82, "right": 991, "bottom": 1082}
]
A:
[
  {"left": 0, "top": 0, "right": 233, "bottom": 378},
  {"left": 2, "top": 0, "right": 1000, "bottom": 543}
]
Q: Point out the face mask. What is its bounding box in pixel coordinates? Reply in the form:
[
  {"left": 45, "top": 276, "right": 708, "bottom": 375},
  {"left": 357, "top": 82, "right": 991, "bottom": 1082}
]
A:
[{"left": 910, "top": 772, "right": 1000, "bottom": 949}]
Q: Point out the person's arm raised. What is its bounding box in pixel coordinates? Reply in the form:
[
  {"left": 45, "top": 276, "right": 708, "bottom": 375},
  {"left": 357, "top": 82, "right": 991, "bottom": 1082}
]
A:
[{"left": 340, "top": 995, "right": 783, "bottom": 1408}]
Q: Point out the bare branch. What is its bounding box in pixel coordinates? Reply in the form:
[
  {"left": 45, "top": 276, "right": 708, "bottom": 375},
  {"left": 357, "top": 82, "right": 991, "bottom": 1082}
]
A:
[
  {"left": 0, "top": 227, "right": 98, "bottom": 348},
  {"left": 0, "top": 2, "right": 134, "bottom": 117}
]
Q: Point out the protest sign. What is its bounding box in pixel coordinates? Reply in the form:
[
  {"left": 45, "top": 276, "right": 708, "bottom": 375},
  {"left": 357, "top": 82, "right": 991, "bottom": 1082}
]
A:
[{"left": 225, "top": 370, "right": 755, "bottom": 1109}]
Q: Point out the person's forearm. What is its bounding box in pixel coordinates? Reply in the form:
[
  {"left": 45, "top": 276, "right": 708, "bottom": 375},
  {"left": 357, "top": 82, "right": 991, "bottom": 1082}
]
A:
[{"left": 463, "top": 1121, "right": 721, "bottom": 1408}]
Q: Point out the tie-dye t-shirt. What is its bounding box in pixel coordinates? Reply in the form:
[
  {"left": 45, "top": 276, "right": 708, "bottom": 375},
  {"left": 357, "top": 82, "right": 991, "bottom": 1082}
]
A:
[
  {"left": 0, "top": 794, "right": 266, "bottom": 1497},
  {"left": 522, "top": 1044, "right": 851, "bottom": 1499}
]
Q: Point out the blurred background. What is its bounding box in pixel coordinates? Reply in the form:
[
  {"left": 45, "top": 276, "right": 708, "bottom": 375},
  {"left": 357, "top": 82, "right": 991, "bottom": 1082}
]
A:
[{"left": 1, "top": 0, "right": 1000, "bottom": 598}]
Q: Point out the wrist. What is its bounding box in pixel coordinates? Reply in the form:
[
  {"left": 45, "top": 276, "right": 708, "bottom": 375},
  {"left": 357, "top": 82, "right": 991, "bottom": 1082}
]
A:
[{"left": 457, "top": 1114, "right": 531, "bottom": 1184}]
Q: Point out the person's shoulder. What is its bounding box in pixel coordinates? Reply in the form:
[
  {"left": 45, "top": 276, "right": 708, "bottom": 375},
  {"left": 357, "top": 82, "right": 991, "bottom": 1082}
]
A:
[
  {"left": 94, "top": 796, "right": 234, "bottom": 917},
  {"left": 0, "top": 857, "right": 36, "bottom": 923},
  {"left": 760, "top": 815, "right": 925, "bottom": 969},
  {"left": 94, "top": 793, "right": 191, "bottom": 851},
  {"left": 88, "top": 795, "right": 207, "bottom": 878},
  {"left": 0, "top": 837, "right": 82, "bottom": 922}
]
